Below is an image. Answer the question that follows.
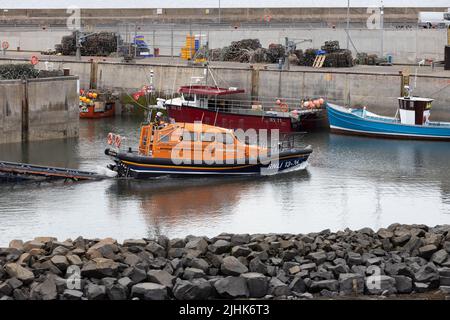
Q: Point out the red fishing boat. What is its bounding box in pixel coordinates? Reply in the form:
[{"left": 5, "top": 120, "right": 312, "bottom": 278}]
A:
[
  {"left": 79, "top": 90, "right": 116, "bottom": 119},
  {"left": 162, "top": 85, "right": 324, "bottom": 133}
]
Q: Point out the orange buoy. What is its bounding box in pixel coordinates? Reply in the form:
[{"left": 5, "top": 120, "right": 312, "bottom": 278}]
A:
[
  {"left": 107, "top": 133, "right": 114, "bottom": 145},
  {"left": 280, "top": 103, "right": 289, "bottom": 112},
  {"left": 30, "top": 55, "right": 39, "bottom": 65},
  {"left": 115, "top": 135, "right": 122, "bottom": 148}
]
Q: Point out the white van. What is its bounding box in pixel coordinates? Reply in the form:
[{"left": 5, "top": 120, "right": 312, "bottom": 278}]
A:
[{"left": 418, "top": 11, "right": 450, "bottom": 28}]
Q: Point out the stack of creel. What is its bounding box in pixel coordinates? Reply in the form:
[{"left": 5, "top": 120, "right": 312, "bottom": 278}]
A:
[
  {"left": 323, "top": 49, "right": 354, "bottom": 68},
  {"left": 56, "top": 32, "right": 118, "bottom": 56},
  {"left": 266, "top": 44, "right": 286, "bottom": 63},
  {"left": 81, "top": 32, "right": 118, "bottom": 56},
  {"left": 321, "top": 40, "right": 340, "bottom": 53},
  {"left": 302, "top": 49, "right": 319, "bottom": 66}
]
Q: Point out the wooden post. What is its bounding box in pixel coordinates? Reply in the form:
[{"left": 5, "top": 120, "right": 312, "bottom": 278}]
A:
[
  {"left": 21, "top": 80, "right": 29, "bottom": 143},
  {"left": 250, "top": 66, "right": 259, "bottom": 102},
  {"left": 89, "top": 61, "right": 98, "bottom": 90}
]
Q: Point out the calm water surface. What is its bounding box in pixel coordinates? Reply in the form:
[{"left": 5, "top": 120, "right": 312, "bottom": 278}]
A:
[{"left": 1, "top": 116, "right": 449, "bottom": 245}]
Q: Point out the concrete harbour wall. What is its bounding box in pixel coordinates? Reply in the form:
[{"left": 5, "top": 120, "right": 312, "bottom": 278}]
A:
[
  {"left": 1, "top": 58, "right": 449, "bottom": 124},
  {"left": 0, "top": 76, "right": 79, "bottom": 144},
  {"left": 0, "top": 80, "right": 24, "bottom": 145}
]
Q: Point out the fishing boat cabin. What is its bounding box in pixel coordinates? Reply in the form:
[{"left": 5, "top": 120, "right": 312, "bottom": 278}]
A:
[{"left": 397, "top": 96, "right": 433, "bottom": 126}]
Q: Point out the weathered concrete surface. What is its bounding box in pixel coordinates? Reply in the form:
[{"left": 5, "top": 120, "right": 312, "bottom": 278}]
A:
[
  {"left": 2, "top": 57, "right": 449, "bottom": 122},
  {"left": 0, "top": 80, "right": 24, "bottom": 144},
  {"left": 26, "top": 77, "right": 79, "bottom": 141},
  {"left": 0, "top": 76, "right": 79, "bottom": 144}
]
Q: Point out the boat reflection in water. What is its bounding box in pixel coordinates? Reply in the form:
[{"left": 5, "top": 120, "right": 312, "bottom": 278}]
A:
[{"left": 106, "top": 171, "right": 311, "bottom": 237}]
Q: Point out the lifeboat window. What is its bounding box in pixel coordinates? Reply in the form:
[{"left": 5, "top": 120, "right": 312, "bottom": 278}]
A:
[
  {"left": 201, "top": 132, "right": 216, "bottom": 142},
  {"left": 159, "top": 134, "right": 170, "bottom": 142},
  {"left": 182, "top": 132, "right": 198, "bottom": 141}
]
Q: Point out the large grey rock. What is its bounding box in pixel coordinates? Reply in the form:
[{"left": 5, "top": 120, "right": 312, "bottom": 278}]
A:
[
  {"left": 392, "top": 234, "right": 411, "bottom": 246},
  {"left": 431, "top": 249, "right": 448, "bottom": 265},
  {"left": 289, "top": 276, "right": 306, "bottom": 293},
  {"left": 30, "top": 276, "right": 57, "bottom": 300},
  {"left": 347, "top": 252, "right": 362, "bottom": 266},
  {"left": 182, "top": 268, "right": 206, "bottom": 280},
  {"left": 9, "top": 240, "right": 24, "bottom": 251},
  {"left": 402, "top": 236, "right": 423, "bottom": 255},
  {"left": 214, "top": 276, "right": 249, "bottom": 298},
  {"left": 440, "top": 276, "right": 450, "bottom": 286},
  {"left": 221, "top": 256, "right": 248, "bottom": 276},
  {"left": 169, "top": 238, "right": 186, "bottom": 248},
  {"left": 306, "top": 251, "right": 327, "bottom": 265},
  {"left": 438, "top": 267, "right": 450, "bottom": 277},
  {"left": 231, "top": 234, "right": 250, "bottom": 246},
  {"left": 50, "top": 255, "right": 69, "bottom": 272},
  {"left": 118, "top": 277, "right": 133, "bottom": 290},
  {"left": 377, "top": 229, "right": 393, "bottom": 239},
  {"left": 268, "top": 277, "right": 291, "bottom": 296},
  {"left": 0, "top": 282, "right": 12, "bottom": 297},
  {"left": 187, "top": 258, "right": 210, "bottom": 272},
  {"left": 439, "top": 286, "right": 450, "bottom": 294},
  {"left": 131, "top": 283, "right": 168, "bottom": 300},
  {"left": 299, "top": 263, "right": 317, "bottom": 271},
  {"left": 209, "top": 240, "right": 231, "bottom": 254},
  {"left": 63, "top": 289, "right": 83, "bottom": 300},
  {"left": 86, "top": 284, "right": 106, "bottom": 300},
  {"left": 249, "top": 258, "right": 268, "bottom": 275},
  {"left": 123, "top": 239, "right": 147, "bottom": 247},
  {"left": 414, "top": 263, "right": 439, "bottom": 283},
  {"left": 338, "top": 273, "right": 364, "bottom": 295},
  {"left": 414, "top": 282, "right": 429, "bottom": 293},
  {"left": 185, "top": 238, "right": 208, "bottom": 253},
  {"left": 86, "top": 238, "right": 118, "bottom": 259},
  {"left": 81, "top": 258, "right": 119, "bottom": 278},
  {"left": 365, "top": 275, "right": 396, "bottom": 295},
  {"left": 106, "top": 284, "right": 128, "bottom": 300},
  {"left": 146, "top": 242, "right": 166, "bottom": 257},
  {"left": 66, "top": 254, "right": 83, "bottom": 266},
  {"left": 418, "top": 245, "right": 438, "bottom": 259},
  {"left": 147, "top": 270, "right": 175, "bottom": 288},
  {"left": 309, "top": 280, "right": 339, "bottom": 293},
  {"left": 5, "top": 263, "right": 34, "bottom": 283},
  {"left": 231, "top": 246, "right": 252, "bottom": 257},
  {"left": 393, "top": 275, "right": 413, "bottom": 293},
  {"left": 123, "top": 266, "right": 147, "bottom": 284},
  {"left": 241, "top": 273, "right": 268, "bottom": 298},
  {"left": 173, "top": 278, "right": 213, "bottom": 300}
]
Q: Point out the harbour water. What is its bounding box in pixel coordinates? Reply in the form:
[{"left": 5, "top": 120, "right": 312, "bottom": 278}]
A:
[{"left": 0, "top": 116, "right": 449, "bottom": 245}]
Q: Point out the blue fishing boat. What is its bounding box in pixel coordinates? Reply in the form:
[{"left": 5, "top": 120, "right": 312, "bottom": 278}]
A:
[{"left": 326, "top": 91, "right": 450, "bottom": 140}]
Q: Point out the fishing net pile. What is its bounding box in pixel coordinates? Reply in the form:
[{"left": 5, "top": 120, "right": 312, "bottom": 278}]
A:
[
  {"left": 209, "top": 39, "right": 285, "bottom": 63},
  {"left": 209, "top": 39, "right": 354, "bottom": 68},
  {"left": 320, "top": 41, "right": 354, "bottom": 68},
  {"left": 0, "top": 64, "right": 39, "bottom": 80},
  {"left": 56, "top": 32, "right": 118, "bottom": 56},
  {"left": 0, "top": 64, "right": 64, "bottom": 80}
]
